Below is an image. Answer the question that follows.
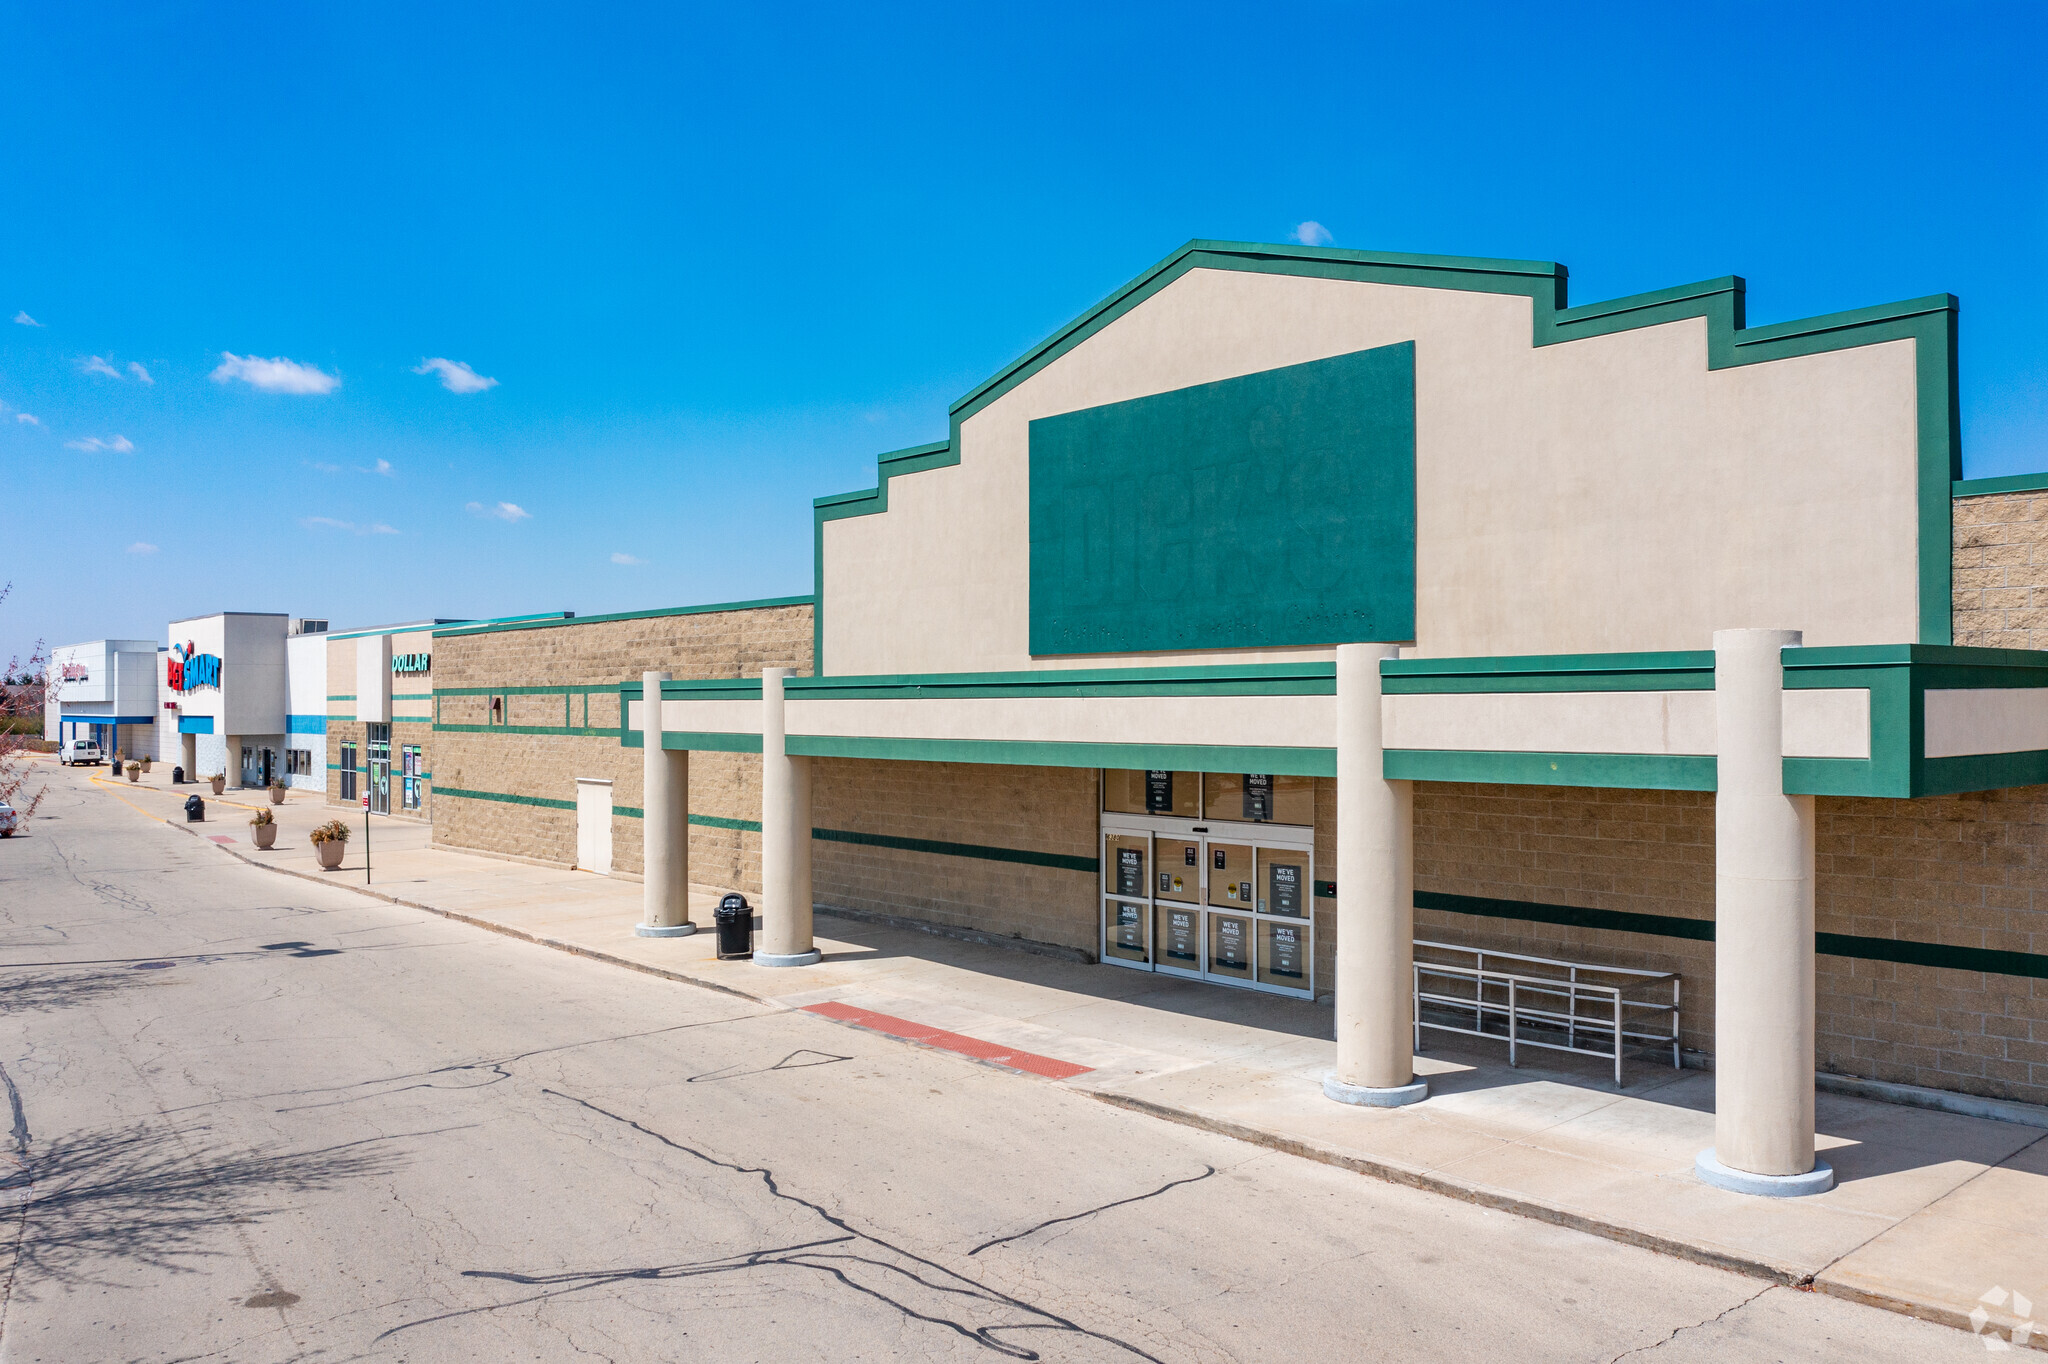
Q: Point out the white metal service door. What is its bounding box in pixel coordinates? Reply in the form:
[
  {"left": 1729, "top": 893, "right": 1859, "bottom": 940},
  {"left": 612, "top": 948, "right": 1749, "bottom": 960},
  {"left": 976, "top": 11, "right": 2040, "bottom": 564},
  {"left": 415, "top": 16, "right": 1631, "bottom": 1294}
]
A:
[{"left": 575, "top": 778, "right": 613, "bottom": 875}]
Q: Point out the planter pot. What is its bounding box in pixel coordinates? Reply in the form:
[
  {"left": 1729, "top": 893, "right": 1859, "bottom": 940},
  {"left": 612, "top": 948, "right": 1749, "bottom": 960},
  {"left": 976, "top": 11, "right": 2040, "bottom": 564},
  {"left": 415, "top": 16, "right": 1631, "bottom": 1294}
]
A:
[
  {"left": 126, "top": 767, "right": 139, "bottom": 783},
  {"left": 139, "top": 757, "right": 151, "bottom": 772},
  {"left": 253, "top": 823, "right": 277, "bottom": 850},
  {"left": 210, "top": 776, "right": 225, "bottom": 796},
  {"left": 315, "top": 840, "right": 345, "bottom": 870},
  {"left": 269, "top": 787, "right": 286, "bottom": 806}
]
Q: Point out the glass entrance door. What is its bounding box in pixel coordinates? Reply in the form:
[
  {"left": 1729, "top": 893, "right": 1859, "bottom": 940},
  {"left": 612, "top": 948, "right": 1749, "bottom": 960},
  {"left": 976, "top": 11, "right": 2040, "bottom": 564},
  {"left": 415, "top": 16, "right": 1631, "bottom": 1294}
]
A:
[
  {"left": 1099, "top": 807, "right": 1315, "bottom": 999},
  {"left": 367, "top": 723, "right": 391, "bottom": 815}
]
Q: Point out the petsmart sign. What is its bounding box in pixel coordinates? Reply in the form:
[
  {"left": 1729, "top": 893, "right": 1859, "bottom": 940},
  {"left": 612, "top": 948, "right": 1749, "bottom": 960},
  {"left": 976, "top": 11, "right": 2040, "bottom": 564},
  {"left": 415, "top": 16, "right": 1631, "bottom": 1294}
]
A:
[
  {"left": 167, "top": 641, "right": 221, "bottom": 693},
  {"left": 392, "top": 653, "right": 431, "bottom": 675}
]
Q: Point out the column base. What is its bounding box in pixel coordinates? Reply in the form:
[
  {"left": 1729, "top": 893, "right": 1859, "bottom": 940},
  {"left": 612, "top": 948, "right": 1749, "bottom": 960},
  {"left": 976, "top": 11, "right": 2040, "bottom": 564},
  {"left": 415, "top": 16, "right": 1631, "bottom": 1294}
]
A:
[
  {"left": 1322, "top": 1072, "right": 1429, "bottom": 1108},
  {"left": 754, "top": 948, "right": 821, "bottom": 968},
  {"left": 1694, "top": 1148, "right": 1834, "bottom": 1197},
  {"left": 635, "top": 923, "right": 697, "bottom": 938}
]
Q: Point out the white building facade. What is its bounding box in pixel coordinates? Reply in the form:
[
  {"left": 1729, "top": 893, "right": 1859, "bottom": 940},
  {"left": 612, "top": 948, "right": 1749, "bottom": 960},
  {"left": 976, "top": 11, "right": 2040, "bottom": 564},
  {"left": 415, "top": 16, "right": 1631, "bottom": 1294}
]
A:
[{"left": 45, "top": 639, "right": 163, "bottom": 760}]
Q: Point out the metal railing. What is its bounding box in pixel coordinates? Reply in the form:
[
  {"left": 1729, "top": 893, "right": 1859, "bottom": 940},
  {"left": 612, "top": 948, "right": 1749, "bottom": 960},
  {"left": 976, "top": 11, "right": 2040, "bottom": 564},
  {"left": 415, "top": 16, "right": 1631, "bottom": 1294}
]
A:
[{"left": 1412, "top": 940, "right": 1681, "bottom": 1086}]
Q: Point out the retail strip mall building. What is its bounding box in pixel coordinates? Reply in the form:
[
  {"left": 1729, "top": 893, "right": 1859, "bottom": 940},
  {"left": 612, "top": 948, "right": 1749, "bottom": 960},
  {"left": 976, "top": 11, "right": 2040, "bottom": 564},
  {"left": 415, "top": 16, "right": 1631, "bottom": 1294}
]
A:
[{"left": 397, "top": 241, "right": 2048, "bottom": 1193}]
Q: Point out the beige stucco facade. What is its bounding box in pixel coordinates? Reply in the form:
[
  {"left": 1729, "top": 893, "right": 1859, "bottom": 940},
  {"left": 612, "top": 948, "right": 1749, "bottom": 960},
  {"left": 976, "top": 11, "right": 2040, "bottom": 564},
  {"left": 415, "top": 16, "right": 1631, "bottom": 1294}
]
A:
[{"left": 822, "top": 267, "right": 1924, "bottom": 675}]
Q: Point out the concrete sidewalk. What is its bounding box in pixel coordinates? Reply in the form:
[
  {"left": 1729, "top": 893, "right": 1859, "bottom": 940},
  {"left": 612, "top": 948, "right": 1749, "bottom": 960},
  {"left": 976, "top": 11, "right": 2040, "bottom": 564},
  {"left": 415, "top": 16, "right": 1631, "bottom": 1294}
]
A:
[{"left": 81, "top": 760, "right": 2048, "bottom": 1349}]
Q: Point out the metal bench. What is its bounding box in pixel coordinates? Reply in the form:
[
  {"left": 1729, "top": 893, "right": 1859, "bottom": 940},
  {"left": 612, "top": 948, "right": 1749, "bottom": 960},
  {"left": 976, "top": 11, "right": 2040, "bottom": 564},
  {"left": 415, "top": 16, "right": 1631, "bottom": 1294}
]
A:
[{"left": 1413, "top": 940, "right": 1681, "bottom": 1086}]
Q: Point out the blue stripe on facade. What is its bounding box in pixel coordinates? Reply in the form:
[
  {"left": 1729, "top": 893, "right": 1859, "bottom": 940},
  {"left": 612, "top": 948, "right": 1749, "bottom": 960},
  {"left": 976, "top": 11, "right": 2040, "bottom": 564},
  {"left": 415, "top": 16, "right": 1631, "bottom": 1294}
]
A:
[{"left": 286, "top": 714, "right": 328, "bottom": 735}]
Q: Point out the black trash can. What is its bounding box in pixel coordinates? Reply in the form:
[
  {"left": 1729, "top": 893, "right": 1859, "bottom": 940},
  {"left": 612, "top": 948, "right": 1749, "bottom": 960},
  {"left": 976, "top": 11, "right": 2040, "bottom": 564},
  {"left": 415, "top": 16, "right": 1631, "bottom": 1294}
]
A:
[
  {"left": 715, "top": 893, "right": 754, "bottom": 961},
  {"left": 110, "top": 757, "right": 122, "bottom": 776},
  {"left": 172, "top": 765, "right": 185, "bottom": 785},
  {"left": 184, "top": 795, "right": 204, "bottom": 823}
]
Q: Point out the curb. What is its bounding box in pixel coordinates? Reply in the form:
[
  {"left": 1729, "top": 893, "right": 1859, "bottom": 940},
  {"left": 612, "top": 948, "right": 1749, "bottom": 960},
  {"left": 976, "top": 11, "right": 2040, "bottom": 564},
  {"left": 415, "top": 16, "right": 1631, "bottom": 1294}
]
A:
[
  {"left": 1810, "top": 1276, "right": 2048, "bottom": 1352},
  {"left": 1084, "top": 1089, "right": 1813, "bottom": 1287}
]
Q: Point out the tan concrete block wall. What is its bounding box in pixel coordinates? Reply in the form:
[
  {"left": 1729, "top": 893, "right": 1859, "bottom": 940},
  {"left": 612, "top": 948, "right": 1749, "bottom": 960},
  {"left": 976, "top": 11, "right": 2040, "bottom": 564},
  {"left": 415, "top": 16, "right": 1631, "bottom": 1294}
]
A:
[
  {"left": 811, "top": 759, "right": 1101, "bottom": 950},
  {"left": 324, "top": 718, "right": 430, "bottom": 822},
  {"left": 437, "top": 604, "right": 813, "bottom": 691},
  {"left": 1404, "top": 781, "right": 2048, "bottom": 1106},
  {"left": 1408, "top": 784, "right": 1717, "bottom": 1051},
  {"left": 428, "top": 604, "right": 810, "bottom": 877},
  {"left": 1953, "top": 490, "right": 2048, "bottom": 648}
]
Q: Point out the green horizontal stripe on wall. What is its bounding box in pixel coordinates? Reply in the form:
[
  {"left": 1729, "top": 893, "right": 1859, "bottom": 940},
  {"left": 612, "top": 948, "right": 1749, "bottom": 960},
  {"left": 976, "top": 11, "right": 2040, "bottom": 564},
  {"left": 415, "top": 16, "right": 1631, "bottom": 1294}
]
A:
[
  {"left": 1418, "top": 890, "right": 1716, "bottom": 942},
  {"left": 812, "top": 827, "right": 1097, "bottom": 873},
  {"left": 428, "top": 786, "right": 1082, "bottom": 870},
  {"left": 692, "top": 813, "right": 761, "bottom": 832},
  {"left": 435, "top": 786, "right": 577, "bottom": 811},
  {"left": 1418, "top": 889, "right": 2048, "bottom": 979}
]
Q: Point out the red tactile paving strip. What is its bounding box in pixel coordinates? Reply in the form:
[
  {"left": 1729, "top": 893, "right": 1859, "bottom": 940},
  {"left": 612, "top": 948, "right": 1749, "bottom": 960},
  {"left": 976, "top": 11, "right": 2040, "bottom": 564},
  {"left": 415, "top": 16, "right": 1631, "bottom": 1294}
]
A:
[
  {"left": 802, "top": 1001, "right": 1094, "bottom": 1080},
  {"left": 208, "top": 836, "right": 236, "bottom": 844}
]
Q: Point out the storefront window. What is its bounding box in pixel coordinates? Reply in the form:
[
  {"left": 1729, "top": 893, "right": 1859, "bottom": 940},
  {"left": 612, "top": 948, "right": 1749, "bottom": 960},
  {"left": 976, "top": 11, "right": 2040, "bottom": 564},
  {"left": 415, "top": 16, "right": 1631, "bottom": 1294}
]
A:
[
  {"left": 1102, "top": 769, "right": 1199, "bottom": 818},
  {"left": 1202, "top": 772, "right": 1314, "bottom": 826}
]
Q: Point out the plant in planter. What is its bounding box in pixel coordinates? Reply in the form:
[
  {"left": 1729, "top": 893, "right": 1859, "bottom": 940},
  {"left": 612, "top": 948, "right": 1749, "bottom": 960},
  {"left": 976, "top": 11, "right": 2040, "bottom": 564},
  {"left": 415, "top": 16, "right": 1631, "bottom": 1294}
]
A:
[
  {"left": 139, "top": 755, "right": 151, "bottom": 773},
  {"left": 268, "top": 778, "right": 287, "bottom": 806},
  {"left": 126, "top": 761, "right": 140, "bottom": 782},
  {"left": 209, "top": 772, "right": 226, "bottom": 796},
  {"left": 250, "top": 806, "right": 277, "bottom": 850},
  {"left": 310, "top": 818, "right": 351, "bottom": 870}
]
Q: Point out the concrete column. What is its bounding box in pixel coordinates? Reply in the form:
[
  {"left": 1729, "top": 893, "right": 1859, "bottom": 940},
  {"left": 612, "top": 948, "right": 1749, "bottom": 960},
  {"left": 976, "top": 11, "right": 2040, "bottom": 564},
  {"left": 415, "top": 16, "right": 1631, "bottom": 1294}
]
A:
[
  {"left": 1324, "top": 642, "right": 1427, "bottom": 1107},
  {"left": 636, "top": 671, "right": 695, "bottom": 937},
  {"left": 1696, "top": 628, "right": 1832, "bottom": 1197},
  {"left": 225, "top": 734, "right": 242, "bottom": 787},
  {"left": 756, "top": 666, "right": 819, "bottom": 967},
  {"left": 180, "top": 732, "right": 196, "bottom": 781}
]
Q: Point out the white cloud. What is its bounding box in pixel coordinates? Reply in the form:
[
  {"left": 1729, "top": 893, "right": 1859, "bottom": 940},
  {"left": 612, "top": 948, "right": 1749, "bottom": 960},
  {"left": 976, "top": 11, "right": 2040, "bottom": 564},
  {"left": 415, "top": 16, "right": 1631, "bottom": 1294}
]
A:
[
  {"left": 13, "top": 311, "right": 40, "bottom": 327},
  {"left": 127, "top": 361, "right": 153, "bottom": 384},
  {"left": 413, "top": 357, "right": 498, "bottom": 394},
  {"left": 211, "top": 352, "right": 340, "bottom": 395},
  {"left": 1291, "top": 221, "right": 1334, "bottom": 247},
  {"left": 368, "top": 458, "right": 393, "bottom": 476},
  {"left": 65, "top": 435, "right": 135, "bottom": 453},
  {"left": 302, "top": 516, "right": 399, "bottom": 535},
  {"left": 467, "top": 501, "right": 531, "bottom": 522},
  {"left": 126, "top": 541, "right": 158, "bottom": 555},
  {"left": 79, "top": 355, "right": 123, "bottom": 380},
  {"left": 610, "top": 552, "right": 645, "bottom": 565},
  {"left": 15, "top": 413, "right": 40, "bottom": 427},
  {"left": 308, "top": 460, "right": 341, "bottom": 473}
]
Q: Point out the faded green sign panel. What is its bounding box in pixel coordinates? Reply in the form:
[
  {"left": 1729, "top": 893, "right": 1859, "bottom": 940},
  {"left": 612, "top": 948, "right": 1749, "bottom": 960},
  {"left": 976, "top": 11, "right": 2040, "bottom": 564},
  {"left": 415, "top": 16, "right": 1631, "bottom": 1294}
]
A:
[{"left": 1028, "top": 342, "right": 1416, "bottom": 655}]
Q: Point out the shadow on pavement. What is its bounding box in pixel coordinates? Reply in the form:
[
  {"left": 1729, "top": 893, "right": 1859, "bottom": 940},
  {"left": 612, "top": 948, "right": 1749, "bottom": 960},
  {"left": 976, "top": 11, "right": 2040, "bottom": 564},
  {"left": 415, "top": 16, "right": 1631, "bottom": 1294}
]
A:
[{"left": 7, "top": 1119, "right": 427, "bottom": 1291}]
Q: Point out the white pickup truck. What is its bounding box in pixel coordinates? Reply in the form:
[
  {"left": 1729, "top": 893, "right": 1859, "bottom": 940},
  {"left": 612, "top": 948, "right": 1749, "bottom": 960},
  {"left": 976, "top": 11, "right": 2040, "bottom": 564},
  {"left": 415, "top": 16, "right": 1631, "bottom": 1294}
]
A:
[{"left": 59, "top": 738, "right": 104, "bottom": 766}]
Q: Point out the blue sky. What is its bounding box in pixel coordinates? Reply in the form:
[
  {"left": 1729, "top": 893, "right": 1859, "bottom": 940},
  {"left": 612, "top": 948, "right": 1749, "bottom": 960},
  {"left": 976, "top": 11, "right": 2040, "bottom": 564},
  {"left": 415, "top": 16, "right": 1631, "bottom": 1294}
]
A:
[{"left": 4, "top": 2, "right": 2046, "bottom": 663}]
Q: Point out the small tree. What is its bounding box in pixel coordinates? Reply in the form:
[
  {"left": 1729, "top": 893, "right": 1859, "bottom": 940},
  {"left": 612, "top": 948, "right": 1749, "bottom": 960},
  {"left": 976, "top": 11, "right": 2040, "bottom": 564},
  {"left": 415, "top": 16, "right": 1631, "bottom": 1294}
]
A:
[{"left": 0, "top": 582, "right": 49, "bottom": 818}]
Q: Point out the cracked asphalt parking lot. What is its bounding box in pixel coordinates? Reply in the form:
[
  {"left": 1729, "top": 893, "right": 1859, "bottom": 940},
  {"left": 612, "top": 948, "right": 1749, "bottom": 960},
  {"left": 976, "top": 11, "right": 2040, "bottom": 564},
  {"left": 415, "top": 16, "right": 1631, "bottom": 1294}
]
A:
[{"left": 0, "top": 768, "right": 1982, "bottom": 1361}]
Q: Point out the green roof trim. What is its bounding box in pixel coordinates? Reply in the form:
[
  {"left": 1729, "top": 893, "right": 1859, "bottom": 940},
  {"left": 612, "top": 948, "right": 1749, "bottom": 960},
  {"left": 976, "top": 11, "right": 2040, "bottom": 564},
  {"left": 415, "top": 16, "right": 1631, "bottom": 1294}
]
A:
[
  {"left": 433, "top": 595, "right": 811, "bottom": 640},
  {"left": 1954, "top": 472, "right": 2048, "bottom": 498}
]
